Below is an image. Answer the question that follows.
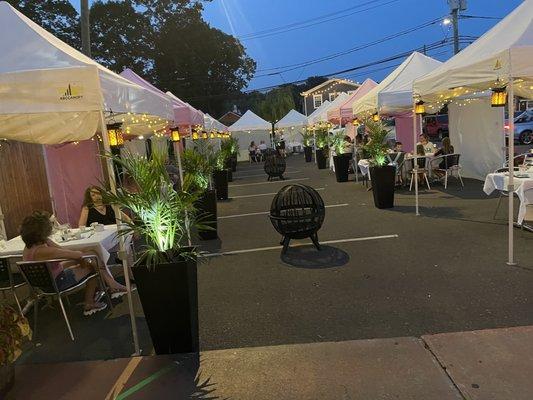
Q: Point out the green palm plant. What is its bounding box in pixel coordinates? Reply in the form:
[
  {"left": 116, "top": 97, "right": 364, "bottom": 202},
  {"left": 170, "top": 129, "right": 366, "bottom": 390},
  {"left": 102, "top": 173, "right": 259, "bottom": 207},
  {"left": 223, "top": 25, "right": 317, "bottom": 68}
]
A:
[
  {"left": 362, "top": 118, "right": 391, "bottom": 167},
  {"left": 101, "top": 150, "right": 202, "bottom": 268},
  {"left": 314, "top": 127, "right": 329, "bottom": 150},
  {"left": 330, "top": 131, "right": 346, "bottom": 155},
  {"left": 181, "top": 146, "right": 215, "bottom": 193},
  {"left": 300, "top": 130, "right": 314, "bottom": 147}
]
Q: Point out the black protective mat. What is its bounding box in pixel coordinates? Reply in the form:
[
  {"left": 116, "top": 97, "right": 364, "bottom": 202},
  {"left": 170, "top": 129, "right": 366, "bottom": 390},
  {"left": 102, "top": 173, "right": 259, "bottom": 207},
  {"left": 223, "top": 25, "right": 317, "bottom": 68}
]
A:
[{"left": 280, "top": 245, "right": 350, "bottom": 269}]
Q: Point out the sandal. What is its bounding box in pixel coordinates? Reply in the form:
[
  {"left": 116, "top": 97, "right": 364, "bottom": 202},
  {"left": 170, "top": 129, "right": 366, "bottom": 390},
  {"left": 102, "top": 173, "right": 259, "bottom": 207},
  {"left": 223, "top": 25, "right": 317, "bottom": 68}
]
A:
[
  {"left": 110, "top": 285, "right": 136, "bottom": 299},
  {"left": 83, "top": 302, "right": 107, "bottom": 316}
]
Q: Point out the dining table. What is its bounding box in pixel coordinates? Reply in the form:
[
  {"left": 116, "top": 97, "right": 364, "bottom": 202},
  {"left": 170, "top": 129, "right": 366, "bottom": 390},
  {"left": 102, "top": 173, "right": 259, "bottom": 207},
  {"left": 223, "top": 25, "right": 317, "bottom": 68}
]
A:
[
  {"left": 484, "top": 169, "right": 533, "bottom": 225},
  {"left": 0, "top": 224, "right": 125, "bottom": 264}
]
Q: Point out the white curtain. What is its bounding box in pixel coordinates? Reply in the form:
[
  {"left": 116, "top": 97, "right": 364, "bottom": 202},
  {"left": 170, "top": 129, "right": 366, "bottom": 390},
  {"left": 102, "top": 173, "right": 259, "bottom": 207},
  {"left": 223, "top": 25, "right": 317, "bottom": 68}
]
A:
[{"left": 448, "top": 97, "right": 505, "bottom": 180}]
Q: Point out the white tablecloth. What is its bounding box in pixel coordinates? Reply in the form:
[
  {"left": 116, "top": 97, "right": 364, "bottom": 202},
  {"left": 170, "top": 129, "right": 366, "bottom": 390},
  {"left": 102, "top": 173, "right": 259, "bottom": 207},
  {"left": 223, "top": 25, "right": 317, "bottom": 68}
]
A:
[
  {"left": 484, "top": 172, "right": 533, "bottom": 224},
  {"left": 0, "top": 224, "right": 122, "bottom": 263}
]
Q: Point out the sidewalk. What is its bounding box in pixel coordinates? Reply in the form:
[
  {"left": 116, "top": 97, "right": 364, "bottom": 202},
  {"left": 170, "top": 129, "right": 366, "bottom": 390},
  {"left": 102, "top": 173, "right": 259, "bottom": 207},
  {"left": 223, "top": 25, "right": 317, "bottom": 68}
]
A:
[{"left": 9, "top": 325, "right": 533, "bottom": 399}]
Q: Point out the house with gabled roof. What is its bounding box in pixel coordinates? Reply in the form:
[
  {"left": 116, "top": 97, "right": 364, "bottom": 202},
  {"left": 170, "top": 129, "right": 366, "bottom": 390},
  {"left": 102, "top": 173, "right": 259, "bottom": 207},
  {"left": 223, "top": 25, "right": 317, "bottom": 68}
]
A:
[{"left": 301, "top": 78, "right": 360, "bottom": 116}]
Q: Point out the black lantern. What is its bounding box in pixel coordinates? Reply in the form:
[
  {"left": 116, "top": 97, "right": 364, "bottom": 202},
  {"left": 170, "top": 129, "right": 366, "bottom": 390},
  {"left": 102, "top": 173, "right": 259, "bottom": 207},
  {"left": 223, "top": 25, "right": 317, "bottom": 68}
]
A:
[
  {"left": 415, "top": 100, "right": 426, "bottom": 114},
  {"left": 491, "top": 87, "right": 507, "bottom": 107},
  {"left": 269, "top": 184, "right": 325, "bottom": 254},
  {"left": 107, "top": 122, "right": 124, "bottom": 147}
]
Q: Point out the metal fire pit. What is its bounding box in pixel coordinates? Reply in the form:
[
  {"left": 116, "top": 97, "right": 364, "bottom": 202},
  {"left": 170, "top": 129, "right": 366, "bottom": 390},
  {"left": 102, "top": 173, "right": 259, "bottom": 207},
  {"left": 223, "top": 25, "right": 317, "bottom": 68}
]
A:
[
  {"left": 264, "top": 154, "right": 286, "bottom": 181},
  {"left": 269, "top": 184, "right": 325, "bottom": 254}
]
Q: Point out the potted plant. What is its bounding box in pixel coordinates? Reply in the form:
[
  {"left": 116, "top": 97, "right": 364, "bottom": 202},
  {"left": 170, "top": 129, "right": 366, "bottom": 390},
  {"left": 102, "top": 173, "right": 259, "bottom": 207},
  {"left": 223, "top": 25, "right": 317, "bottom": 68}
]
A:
[
  {"left": 314, "top": 127, "right": 329, "bottom": 170},
  {"left": 182, "top": 145, "right": 218, "bottom": 240},
  {"left": 363, "top": 119, "right": 395, "bottom": 209},
  {"left": 330, "top": 132, "right": 351, "bottom": 182},
  {"left": 224, "top": 137, "right": 239, "bottom": 172},
  {"left": 102, "top": 150, "right": 204, "bottom": 354},
  {"left": 0, "top": 305, "right": 32, "bottom": 397},
  {"left": 213, "top": 149, "right": 229, "bottom": 201},
  {"left": 220, "top": 139, "right": 234, "bottom": 182},
  {"left": 301, "top": 130, "right": 314, "bottom": 162}
]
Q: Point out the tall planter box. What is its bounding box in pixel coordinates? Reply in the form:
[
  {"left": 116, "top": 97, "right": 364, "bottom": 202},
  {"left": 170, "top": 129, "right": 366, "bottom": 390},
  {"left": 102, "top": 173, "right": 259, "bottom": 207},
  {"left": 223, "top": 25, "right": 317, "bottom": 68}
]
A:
[
  {"left": 196, "top": 189, "right": 218, "bottom": 240},
  {"left": 304, "top": 146, "right": 313, "bottom": 162},
  {"left": 369, "top": 165, "right": 395, "bottom": 209},
  {"left": 315, "top": 148, "right": 328, "bottom": 170},
  {"left": 213, "top": 170, "right": 229, "bottom": 200},
  {"left": 333, "top": 154, "right": 351, "bottom": 182},
  {"left": 132, "top": 257, "right": 199, "bottom": 354},
  {"left": 227, "top": 168, "right": 233, "bottom": 182},
  {"left": 231, "top": 156, "right": 237, "bottom": 172}
]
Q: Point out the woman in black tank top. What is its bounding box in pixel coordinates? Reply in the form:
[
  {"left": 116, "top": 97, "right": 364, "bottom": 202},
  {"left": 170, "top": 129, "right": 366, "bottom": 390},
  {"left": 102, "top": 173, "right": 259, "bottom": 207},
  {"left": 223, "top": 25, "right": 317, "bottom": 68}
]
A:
[{"left": 78, "top": 186, "right": 130, "bottom": 227}]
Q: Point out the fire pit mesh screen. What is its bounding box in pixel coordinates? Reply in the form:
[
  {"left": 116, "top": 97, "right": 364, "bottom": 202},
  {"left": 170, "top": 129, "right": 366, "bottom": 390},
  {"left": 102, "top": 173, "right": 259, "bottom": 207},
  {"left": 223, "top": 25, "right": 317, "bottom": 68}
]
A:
[
  {"left": 270, "top": 184, "right": 325, "bottom": 253},
  {"left": 264, "top": 154, "right": 286, "bottom": 181}
]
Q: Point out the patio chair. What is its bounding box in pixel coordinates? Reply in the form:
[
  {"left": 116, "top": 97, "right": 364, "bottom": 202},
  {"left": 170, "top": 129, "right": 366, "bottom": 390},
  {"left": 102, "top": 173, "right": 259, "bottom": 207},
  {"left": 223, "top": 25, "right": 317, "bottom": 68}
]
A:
[
  {"left": 408, "top": 157, "right": 431, "bottom": 191},
  {"left": 492, "top": 167, "right": 521, "bottom": 220},
  {"left": 432, "top": 154, "right": 464, "bottom": 189},
  {"left": 16, "top": 255, "right": 112, "bottom": 341},
  {"left": 387, "top": 152, "right": 405, "bottom": 186},
  {"left": 0, "top": 255, "right": 26, "bottom": 315}
]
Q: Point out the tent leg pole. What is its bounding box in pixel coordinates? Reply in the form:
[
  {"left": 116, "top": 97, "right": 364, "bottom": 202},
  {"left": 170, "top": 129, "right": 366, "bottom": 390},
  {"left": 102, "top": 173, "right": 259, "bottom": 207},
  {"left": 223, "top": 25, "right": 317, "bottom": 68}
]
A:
[
  {"left": 507, "top": 79, "right": 516, "bottom": 266},
  {"left": 174, "top": 140, "right": 192, "bottom": 246},
  {"left": 100, "top": 111, "right": 141, "bottom": 356},
  {"left": 413, "top": 104, "right": 419, "bottom": 216},
  {"left": 313, "top": 131, "right": 317, "bottom": 164}
]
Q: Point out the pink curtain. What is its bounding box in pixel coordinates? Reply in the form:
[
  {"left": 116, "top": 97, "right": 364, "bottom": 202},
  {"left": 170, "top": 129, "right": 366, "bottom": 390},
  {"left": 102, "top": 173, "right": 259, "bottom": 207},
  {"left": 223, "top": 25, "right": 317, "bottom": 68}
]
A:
[
  {"left": 45, "top": 140, "right": 103, "bottom": 226},
  {"left": 394, "top": 114, "right": 422, "bottom": 153}
]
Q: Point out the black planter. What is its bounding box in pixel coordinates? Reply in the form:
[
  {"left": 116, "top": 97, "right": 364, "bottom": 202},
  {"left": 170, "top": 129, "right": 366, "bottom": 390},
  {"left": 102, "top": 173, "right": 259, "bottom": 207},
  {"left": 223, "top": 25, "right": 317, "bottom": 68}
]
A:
[
  {"left": 369, "top": 165, "right": 396, "bottom": 209},
  {"left": 304, "top": 146, "right": 313, "bottom": 162},
  {"left": 333, "top": 154, "right": 351, "bottom": 182},
  {"left": 231, "top": 156, "right": 237, "bottom": 172},
  {"left": 227, "top": 168, "right": 233, "bottom": 182},
  {"left": 316, "top": 148, "right": 328, "bottom": 170},
  {"left": 196, "top": 189, "right": 218, "bottom": 240},
  {"left": 0, "top": 365, "right": 14, "bottom": 399},
  {"left": 132, "top": 256, "right": 198, "bottom": 354},
  {"left": 213, "top": 170, "right": 229, "bottom": 200}
]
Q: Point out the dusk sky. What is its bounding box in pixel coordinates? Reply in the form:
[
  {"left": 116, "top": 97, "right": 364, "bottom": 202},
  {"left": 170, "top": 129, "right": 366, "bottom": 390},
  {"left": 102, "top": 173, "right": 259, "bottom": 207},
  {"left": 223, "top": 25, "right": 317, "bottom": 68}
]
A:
[{"left": 73, "top": 0, "right": 524, "bottom": 90}]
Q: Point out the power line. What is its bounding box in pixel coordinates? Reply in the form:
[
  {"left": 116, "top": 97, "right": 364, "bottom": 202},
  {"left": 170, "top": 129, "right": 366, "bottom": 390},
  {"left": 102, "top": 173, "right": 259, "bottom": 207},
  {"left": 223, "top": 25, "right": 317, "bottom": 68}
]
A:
[
  {"left": 254, "top": 16, "right": 444, "bottom": 75},
  {"left": 239, "top": 0, "right": 403, "bottom": 40}
]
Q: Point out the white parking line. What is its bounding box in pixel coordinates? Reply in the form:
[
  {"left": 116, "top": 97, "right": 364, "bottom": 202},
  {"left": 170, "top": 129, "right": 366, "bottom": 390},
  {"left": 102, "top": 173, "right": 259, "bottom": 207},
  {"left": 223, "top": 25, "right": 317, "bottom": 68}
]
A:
[
  {"left": 229, "top": 178, "right": 309, "bottom": 188},
  {"left": 202, "top": 234, "right": 399, "bottom": 257},
  {"left": 218, "top": 203, "right": 349, "bottom": 219},
  {"left": 231, "top": 187, "right": 325, "bottom": 199},
  {"left": 233, "top": 170, "right": 302, "bottom": 179}
]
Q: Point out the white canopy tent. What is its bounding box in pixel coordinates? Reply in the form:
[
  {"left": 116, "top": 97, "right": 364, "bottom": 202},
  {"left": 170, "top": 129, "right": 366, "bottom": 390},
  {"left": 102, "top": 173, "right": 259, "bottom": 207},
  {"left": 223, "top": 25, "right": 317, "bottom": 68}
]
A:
[
  {"left": 309, "top": 93, "right": 350, "bottom": 125},
  {"left": 413, "top": 0, "right": 533, "bottom": 265},
  {"left": 307, "top": 100, "right": 331, "bottom": 125},
  {"left": 0, "top": 2, "right": 173, "bottom": 143},
  {"left": 352, "top": 52, "right": 442, "bottom": 116},
  {"left": 229, "top": 110, "right": 272, "bottom": 160},
  {"left": 204, "top": 113, "right": 228, "bottom": 132},
  {"left": 0, "top": 1, "right": 178, "bottom": 353},
  {"left": 275, "top": 109, "right": 308, "bottom": 148}
]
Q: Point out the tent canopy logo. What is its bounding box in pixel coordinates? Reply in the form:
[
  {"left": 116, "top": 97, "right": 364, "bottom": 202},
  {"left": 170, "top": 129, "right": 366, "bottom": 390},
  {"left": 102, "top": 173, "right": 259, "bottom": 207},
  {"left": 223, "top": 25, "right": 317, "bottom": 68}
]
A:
[{"left": 59, "top": 84, "right": 83, "bottom": 100}]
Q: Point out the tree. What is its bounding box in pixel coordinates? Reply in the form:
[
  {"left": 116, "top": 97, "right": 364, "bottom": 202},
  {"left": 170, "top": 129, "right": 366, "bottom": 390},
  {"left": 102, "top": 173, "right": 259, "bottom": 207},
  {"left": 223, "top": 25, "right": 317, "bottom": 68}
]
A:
[
  {"left": 90, "top": 1, "right": 153, "bottom": 74},
  {"left": 5, "top": 0, "right": 80, "bottom": 48},
  {"left": 152, "top": 13, "right": 256, "bottom": 116},
  {"left": 258, "top": 87, "right": 295, "bottom": 124}
]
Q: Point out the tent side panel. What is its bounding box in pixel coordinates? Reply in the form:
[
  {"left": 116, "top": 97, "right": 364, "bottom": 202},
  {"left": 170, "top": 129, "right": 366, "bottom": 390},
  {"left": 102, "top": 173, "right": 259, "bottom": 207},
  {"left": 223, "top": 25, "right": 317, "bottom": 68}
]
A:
[
  {"left": 395, "top": 114, "right": 420, "bottom": 153},
  {"left": 44, "top": 140, "right": 104, "bottom": 227},
  {"left": 448, "top": 98, "right": 505, "bottom": 181},
  {"left": 0, "top": 142, "right": 52, "bottom": 238}
]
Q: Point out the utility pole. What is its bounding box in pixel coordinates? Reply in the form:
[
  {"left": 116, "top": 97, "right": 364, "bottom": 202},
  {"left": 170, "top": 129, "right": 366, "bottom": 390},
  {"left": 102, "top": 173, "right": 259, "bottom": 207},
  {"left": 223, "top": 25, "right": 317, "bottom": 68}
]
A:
[
  {"left": 81, "top": 0, "right": 91, "bottom": 57},
  {"left": 448, "top": 0, "right": 467, "bottom": 55}
]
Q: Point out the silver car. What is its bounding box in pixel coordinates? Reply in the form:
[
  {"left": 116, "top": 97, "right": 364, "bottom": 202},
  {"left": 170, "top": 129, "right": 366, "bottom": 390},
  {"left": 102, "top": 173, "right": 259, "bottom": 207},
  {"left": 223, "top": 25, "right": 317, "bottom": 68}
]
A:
[{"left": 513, "top": 109, "right": 533, "bottom": 145}]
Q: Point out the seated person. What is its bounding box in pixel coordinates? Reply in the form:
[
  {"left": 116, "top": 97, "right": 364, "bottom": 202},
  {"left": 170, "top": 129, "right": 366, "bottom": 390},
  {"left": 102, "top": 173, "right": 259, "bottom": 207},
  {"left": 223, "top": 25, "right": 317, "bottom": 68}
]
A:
[
  {"left": 79, "top": 186, "right": 131, "bottom": 227},
  {"left": 343, "top": 136, "right": 354, "bottom": 155},
  {"left": 21, "top": 211, "right": 128, "bottom": 315},
  {"left": 433, "top": 137, "right": 455, "bottom": 174},
  {"left": 392, "top": 141, "right": 403, "bottom": 153},
  {"left": 418, "top": 134, "right": 435, "bottom": 155},
  {"left": 258, "top": 140, "right": 268, "bottom": 152},
  {"left": 248, "top": 141, "right": 259, "bottom": 162}
]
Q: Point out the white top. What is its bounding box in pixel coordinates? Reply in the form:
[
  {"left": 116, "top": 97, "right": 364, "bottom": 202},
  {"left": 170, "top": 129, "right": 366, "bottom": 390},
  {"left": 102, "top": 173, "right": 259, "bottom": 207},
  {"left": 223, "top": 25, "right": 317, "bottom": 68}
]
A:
[
  {"left": 414, "top": 0, "right": 533, "bottom": 104},
  {"left": 275, "top": 109, "right": 308, "bottom": 129},
  {"left": 229, "top": 110, "right": 271, "bottom": 132}
]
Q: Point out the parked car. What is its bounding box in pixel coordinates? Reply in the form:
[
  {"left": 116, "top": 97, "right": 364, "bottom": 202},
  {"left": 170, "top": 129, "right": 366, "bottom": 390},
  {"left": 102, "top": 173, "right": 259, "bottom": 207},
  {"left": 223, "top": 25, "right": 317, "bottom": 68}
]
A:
[
  {"left": 423, "top": 115, "right": 449, "bottom": 139},
  {"left": 508, "top": 109, "right": 533, "bottom": 145}
]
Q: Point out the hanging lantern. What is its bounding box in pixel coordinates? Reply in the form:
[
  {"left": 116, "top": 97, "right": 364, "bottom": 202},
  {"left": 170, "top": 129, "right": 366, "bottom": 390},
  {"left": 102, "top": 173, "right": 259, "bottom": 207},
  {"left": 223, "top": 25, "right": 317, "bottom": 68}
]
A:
[
  {"left": 107, "top": 122, "right": 124, "bottom": 147},
  {"left": 352, "top": 117, "right": 360, "bottom": 126},
  {"left": 202, "top": 131, "right": 208, "bottom": 139},
  {"left": 372, "top": 113, "right": 380, "bottom": 122},
  {"left": 415, "top": 100, "right": 426, "bottom": 115},
  {"left": 192, "top": 132, "right": 199, "bottom": 140},
  {"left": 210, "top": 132, "right": 215, "bottom": 139},
  {"left": 170, "top": 128, "right": 180, "bottom": 142},
  {"left": 491, "top": 87, "right": 507, "bottom": 107}
]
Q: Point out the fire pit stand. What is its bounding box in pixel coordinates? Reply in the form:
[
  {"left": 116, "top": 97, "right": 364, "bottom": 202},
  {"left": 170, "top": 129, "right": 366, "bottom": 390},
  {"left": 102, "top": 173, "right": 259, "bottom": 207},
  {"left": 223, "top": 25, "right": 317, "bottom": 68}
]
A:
[
  {"left": 264, "top": 154, "right": 286, "bottom": 181},
  {"left": 269, "top": 184, "right": 325, "bottom": 254}
]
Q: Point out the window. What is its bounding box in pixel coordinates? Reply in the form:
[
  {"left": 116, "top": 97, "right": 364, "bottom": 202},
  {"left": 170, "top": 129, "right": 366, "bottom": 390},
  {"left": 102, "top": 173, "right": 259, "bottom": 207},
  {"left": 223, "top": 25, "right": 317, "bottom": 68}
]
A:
[
  {"left": 313, "top": 94, "right": 323, "bottom": 109},
  {"left": 329, "top": 92, "right": 338, "bottom": 102}
]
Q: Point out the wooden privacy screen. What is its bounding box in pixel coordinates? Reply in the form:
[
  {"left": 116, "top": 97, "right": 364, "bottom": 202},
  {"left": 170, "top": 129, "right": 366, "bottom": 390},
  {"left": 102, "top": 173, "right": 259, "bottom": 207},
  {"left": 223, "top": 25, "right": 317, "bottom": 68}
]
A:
[{"left": 0, "top": 141, "right": 52, "bottom": 239}]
